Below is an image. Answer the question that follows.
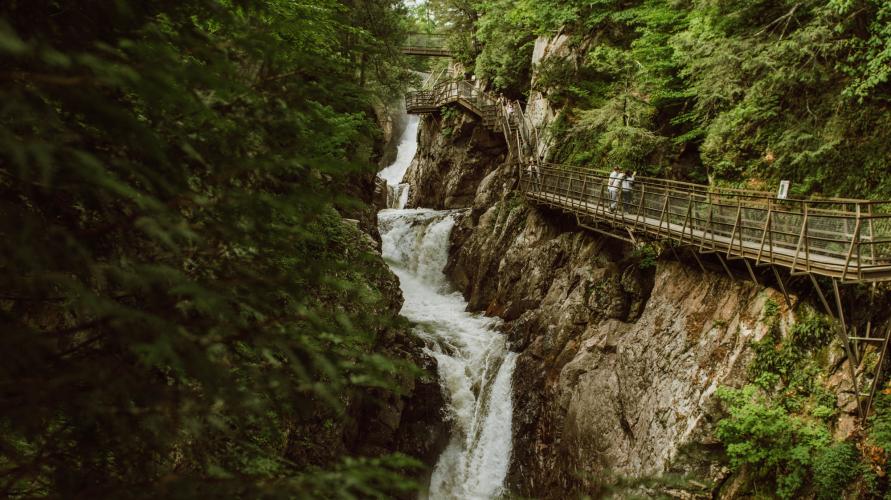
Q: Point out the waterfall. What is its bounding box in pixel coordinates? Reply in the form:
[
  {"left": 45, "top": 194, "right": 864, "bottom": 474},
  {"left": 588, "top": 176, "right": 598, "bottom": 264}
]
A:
[
  {"left": 378, "top": 115, "right": 419, "bottom": 209},
  {"left": 379, "top": 208, "right": 517, "bottom": 499}
]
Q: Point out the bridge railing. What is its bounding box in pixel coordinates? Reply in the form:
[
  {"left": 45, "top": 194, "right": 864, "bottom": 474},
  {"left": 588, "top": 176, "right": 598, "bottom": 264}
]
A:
[
  {"left": 405, "top": 80, "right": 499, "bottom": 116},
  {"left": 519, "top": 163, "right": 891, "bottom": 281},
  {"left": 404, "top": 33, "right": 449, "bottom": 49},
  {"left": 401, "top": 33, "right": 451, "bottom": 56}
]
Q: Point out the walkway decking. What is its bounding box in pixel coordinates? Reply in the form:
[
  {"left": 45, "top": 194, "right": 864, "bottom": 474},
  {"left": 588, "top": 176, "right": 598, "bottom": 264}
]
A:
[
  {"left": 400, "top": 33, "right": 452, "bottom": 57},
  {"left": 406, "top": 80, "right": 498, "bottom": 123},
  {"left": 405, "top": 82, "right": 891, "bottom": 283},
  {"left": 521, "top": 165, "right": 891, "bottom": 283}
]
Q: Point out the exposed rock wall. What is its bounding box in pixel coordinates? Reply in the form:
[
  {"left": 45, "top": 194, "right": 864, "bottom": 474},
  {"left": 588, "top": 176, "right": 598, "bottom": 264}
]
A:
[
  {"left": 451, "top": 191, "right": 793, "bottom": 496},
  {"left": 403, "top": 109, "right": 506, "bottom": 210},
  {"left": 374, "top": 97, "right": 408, "bottom": 169}
]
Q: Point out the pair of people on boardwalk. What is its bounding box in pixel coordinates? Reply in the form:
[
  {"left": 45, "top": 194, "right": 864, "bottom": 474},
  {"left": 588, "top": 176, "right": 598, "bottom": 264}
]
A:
[{"left": 608, "top": 166, "right": 636, "bottom": 212}]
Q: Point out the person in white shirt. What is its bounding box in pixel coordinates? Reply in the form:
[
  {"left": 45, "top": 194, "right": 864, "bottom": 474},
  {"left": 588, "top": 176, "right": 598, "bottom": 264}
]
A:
[
  {"left": 622, "top": 170, "right": 636, "bottom": 212},
  {"left": 608, "top": 166, "right": 624, "bottom": 211}
]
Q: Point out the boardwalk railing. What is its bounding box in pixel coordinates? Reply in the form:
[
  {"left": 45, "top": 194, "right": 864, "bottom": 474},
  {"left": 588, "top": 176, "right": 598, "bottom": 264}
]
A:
[
  {"left": 406, "top": 80, "right": 498, "bottom": 116},
  {"left": 520, "top": 164, "right": 891, "bottom": 282},
  {"left": 406, "top": 80, "right": 538, "bottom": 164},
  {"left": 401, "top": 33, "right": 451, "bottom": 57}
]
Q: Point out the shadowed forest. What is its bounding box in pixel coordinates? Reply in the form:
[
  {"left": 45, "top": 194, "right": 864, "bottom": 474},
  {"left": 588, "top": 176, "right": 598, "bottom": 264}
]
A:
[{"left": 1, "top": 0, "right": 891, "bottom": 498}]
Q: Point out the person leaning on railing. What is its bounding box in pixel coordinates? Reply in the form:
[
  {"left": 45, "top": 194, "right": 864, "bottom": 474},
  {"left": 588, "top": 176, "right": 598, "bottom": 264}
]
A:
[
  {"left": 525, "top": 161, "right": 541, "bottom": 191},
  {"left": 622, "top": 169, "right": 636, "bottom": 213},
  {"left": 608, "top": 166, "right": 623, "bottom": 211}
]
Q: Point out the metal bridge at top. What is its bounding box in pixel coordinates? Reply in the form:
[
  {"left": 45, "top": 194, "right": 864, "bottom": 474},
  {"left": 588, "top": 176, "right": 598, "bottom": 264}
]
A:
[{"left": 401, "top": 33, "right": 451, "bottom": 57}]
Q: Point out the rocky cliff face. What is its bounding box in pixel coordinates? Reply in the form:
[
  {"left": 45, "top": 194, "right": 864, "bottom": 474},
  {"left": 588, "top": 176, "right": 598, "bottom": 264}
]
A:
[
  {"left": 403, "top": 109, "right": 506, "bottom": 210},
  {"left": 452, "top": 187, "right": 794, "bottom": 497},
  {"left": 403, "top": 106, "right": 808, "bottom": 497}
]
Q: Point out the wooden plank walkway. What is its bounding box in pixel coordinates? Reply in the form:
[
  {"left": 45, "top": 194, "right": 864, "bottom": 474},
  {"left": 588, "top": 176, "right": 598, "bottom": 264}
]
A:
[
  {"left": 406, "top": 80, "right": 498, "bottom": 121},
  {"left": 404, "top": 80, "right": 891, "bottom": 283},
  {"left": 521, "top": 165, "right": 891, "bottom": 283}
]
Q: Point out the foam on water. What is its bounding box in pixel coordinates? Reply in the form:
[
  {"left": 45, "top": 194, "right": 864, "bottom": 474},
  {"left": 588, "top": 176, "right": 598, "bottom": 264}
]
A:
[
  {"left": 379, "top": 209, "right": 516, "bottom": 499},
  {"left": 378, "top": 115, "right": 419, "bottom": 209}
]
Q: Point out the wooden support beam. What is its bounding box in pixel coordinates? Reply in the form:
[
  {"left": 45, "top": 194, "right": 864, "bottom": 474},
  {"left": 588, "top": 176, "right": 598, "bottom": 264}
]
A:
[
  {"left": 865, "top": 324, "right": 891, "bottom": 417},
  {"left": 669, "top": 243, "right": 689, "bottom": 277},
  {"left": 743, "top": 258, "right": 759, "bottom": 285},
  {"left": 771, "top": 266, "right": 793, "bottom": 309},
  {"left": 809, "top": 274, "right": 834, "bottom": 318},
  {"left": 715, "top": 253, "right": 735, "bottom": 281},
  {"left": 726, "top": 201, "right": 742, "bottom": 260},
  {"left": 816, "top": 276, "right": 863, "bottom": 419},
  {"left": 690, "top": 248, "right": 708, "bottom": 274}
]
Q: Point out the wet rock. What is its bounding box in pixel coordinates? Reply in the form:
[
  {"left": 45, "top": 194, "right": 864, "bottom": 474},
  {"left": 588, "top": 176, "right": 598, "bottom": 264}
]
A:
[
  {"left": 350, "top": 326, "right": 449, "bottom": 467},
  {"left": 403, "top": 109, "right": 506, "bottom": 210}
]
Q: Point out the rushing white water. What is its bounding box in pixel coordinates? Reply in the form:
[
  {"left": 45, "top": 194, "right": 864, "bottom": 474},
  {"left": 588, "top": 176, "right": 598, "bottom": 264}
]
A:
[
  {"left": 379, "top": 208, "right": 517, "bottom": 499},
  {"left": 378, "top": 115, "right": 419, "bottom": 209}
]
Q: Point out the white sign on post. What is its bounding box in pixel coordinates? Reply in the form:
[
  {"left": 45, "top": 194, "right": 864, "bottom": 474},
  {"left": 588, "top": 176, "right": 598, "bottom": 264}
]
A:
[{"left": 777, "top": 180, "right": 790, "bottom": 199}]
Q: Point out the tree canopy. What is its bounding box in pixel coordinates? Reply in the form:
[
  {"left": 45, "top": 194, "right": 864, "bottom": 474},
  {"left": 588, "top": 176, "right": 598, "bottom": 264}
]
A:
[
  {"left": 0, "top": 0, "right": 423, "bottom": 497},
  {"left": 433, "top": 0, "right": 891, "bottom": 198}
]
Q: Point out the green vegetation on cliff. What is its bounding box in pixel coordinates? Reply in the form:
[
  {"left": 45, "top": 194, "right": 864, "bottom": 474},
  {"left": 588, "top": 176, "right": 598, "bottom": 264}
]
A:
[
  {"left": 429, "top": 0, "right": 891, "bottom": 198},
  {"left": 0, "top": 1, "right": 423, "bottom": 497},
  {"left": 715, "top": 303, "right": 865, "bottom": 498}
]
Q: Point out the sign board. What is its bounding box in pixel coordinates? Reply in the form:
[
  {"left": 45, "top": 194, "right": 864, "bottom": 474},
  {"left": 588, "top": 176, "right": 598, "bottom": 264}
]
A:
[{"left": 777, "top": 180, "right": 790, "bottom": 199}]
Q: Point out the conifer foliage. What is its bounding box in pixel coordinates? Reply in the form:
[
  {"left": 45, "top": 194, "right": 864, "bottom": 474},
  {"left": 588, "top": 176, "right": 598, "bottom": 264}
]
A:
[
  {"left": 437, "top": 0, "right": 891, "bottom": 198},
  {"left": 0, "top": 0, "right": 418, "bottom": 497}
]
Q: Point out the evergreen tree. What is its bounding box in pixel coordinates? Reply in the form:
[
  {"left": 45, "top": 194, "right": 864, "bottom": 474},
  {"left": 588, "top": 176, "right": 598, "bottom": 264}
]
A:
[{"left": 0, "top": 0, "right": 420, "bottom": 497}]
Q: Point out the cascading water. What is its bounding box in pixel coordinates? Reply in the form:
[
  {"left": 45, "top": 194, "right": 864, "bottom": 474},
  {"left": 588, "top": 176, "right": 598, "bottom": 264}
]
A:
[
  {"left": 378, "top": 115, "right": 419, "bottom": 209},
  {"left": 379, "top": 208, "right": 517, "bottom": 499},
  {"left": 377, "top": 112, "right": 515, "bottom": 498}
]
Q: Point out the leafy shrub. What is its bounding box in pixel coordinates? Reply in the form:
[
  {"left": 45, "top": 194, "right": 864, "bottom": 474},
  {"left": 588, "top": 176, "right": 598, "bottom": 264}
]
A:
[
  {"left": 0, "top": 0, "right": 422, "bottom": 497},
  {"left": 866, "top": 384, "right": 891, "bottom": 476},
  {"left": 632, "top": 243, "right": 660, "bottom": 270},
  {"left": 812, "top": 442, "right": 860, "bottom": 500},
  {"left": 716, "top": 305, "right": 862, "bottom": 498},
  {"left": 716, "top": 385, "right": 832, "bottom": 499}
]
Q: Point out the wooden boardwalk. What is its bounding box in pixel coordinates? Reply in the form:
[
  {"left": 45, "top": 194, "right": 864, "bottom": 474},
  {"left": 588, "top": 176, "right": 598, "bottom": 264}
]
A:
[
  {"left": 406, "top": 80, "right": 498, "bottom": 123},
  {"left": 520, "top": 164, "right": 891, "bottom": 283},
  {"left": 405, "top": 81, "right": 891, "bottom": 284}
]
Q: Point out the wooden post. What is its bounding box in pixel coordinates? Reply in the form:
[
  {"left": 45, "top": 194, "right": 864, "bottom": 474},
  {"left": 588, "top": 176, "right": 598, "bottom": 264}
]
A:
[
  {"left": 680, "top": 197, "right": 694, "bottom": 245},
  {"left": 727, "top": 199, "right": 742, "bottom": 259},
  {"left": 658, "top": 190, "right": 670, "bottom": 237},
  {"left": 716, "top": 252, "right": 735, "bottom": 281},
  {"left": 756, "top": 200, "right": 773, "bottom": 265},
  {"left": 865, "top": 324, "right": 891, "bottom": 417},
  {"left": 831, "top": 278, "right": 864, "bottom": 419},
  {"left": 771, "top": 266, "right": 792, "bottom": 308},
  {"left": 791, "top": 203, "right": 808, "bottom": 273},
  {"left": 690, "top": 248, "right": 708, "bottom": 274},
  {"left": 635, "top": 184, "right": 646, "bottom": 230}
]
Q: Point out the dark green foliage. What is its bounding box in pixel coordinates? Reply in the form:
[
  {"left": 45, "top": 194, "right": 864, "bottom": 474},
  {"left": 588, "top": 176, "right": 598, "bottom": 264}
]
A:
[
  {"left": 812, "top": 442, "right": 861, "bottom": 500},
  {"left": 748, "top": 304, "right": 837, "bottom": 417},
  {"left": 716, "top": 304, "right": 865, "bottom": 498},
  {"left": 716, "top": 385, "right": 832, "bottom": 499},
  {"left": 0, "top": 0, "right": 422, "bottom": 497},
  {"left": 867, "top": 385, "right": 891, "bottom": 481},
  {"left": 631, "top": 243, "right": 659, "bottom": 270},
  {"left": 450, "top": 0, "right": 891, "bottom": 197}
]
